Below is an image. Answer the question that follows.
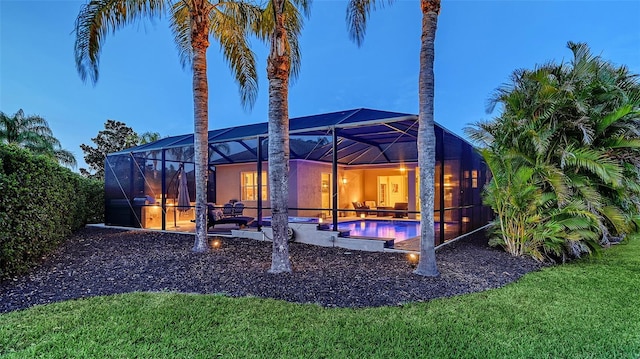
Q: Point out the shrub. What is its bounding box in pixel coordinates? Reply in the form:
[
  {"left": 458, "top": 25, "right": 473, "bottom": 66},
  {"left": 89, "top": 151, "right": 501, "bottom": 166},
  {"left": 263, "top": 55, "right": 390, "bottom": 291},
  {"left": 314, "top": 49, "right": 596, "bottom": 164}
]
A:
[
  {"left": 467, "top": 42, "right": 639, "bottom": 262},
  {"left": 0, "top": 144, "right": 104, "bottom": 278}
]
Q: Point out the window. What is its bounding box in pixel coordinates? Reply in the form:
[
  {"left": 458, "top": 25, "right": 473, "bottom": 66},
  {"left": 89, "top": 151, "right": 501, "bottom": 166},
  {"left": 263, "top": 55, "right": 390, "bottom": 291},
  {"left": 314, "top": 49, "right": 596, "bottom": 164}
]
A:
[
  {"left": 471, "top": 170, "right": 478, "bottom": 188},
  {"left": 241, "top": 171, "right": 267, "bottom": 201}
]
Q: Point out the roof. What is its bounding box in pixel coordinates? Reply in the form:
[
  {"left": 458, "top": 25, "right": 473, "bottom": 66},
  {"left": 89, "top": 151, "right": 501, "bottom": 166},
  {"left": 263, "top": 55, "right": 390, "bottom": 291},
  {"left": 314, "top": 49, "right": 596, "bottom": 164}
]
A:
[{"left": 109, "top": 108, "right": 467, "bottom": 166}]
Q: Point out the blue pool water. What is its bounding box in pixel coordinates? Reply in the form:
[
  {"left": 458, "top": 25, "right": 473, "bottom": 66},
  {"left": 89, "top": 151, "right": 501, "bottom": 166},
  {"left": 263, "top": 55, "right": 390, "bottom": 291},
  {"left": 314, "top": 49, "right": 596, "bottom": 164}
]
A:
[
  {"left": 261, "top": 216, "right": 319, "bottom": 226},
  {"left": 338, "top": 220, "right": 420, "bottom": 242}
]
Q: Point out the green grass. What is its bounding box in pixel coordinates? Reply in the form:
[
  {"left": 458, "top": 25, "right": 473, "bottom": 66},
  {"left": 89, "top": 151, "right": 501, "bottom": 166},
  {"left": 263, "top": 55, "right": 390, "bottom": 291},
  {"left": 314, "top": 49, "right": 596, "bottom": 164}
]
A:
[{"left": 2, "top": 241, "right": 640, "bottom": 358}]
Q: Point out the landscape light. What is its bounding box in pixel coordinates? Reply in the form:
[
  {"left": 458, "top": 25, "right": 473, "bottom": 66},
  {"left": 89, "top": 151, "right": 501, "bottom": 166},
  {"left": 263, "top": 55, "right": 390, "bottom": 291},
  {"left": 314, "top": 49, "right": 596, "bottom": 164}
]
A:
[{"left": 407, "top": 253, "right": 419, "bottom": 267}]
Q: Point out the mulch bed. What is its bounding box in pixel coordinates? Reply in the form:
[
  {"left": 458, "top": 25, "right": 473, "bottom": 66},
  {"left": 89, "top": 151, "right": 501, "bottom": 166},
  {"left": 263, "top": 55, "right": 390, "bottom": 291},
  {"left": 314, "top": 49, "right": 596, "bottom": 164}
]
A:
[{"left": 0, "top": 227, "right": 544, "bottom": 313}]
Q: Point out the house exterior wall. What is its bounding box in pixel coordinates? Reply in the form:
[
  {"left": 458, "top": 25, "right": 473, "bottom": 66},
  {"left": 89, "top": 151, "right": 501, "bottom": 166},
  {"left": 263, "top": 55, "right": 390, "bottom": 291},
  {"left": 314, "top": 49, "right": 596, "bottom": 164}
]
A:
[
  {"left": 289, "top": 160, "right": 333, "bottom": 217},
  {"left": 215, "top": 160, "right": 352, "bottom": 218},
  {"left": 215, "top": 162, "right": 265, "bottom": 218}
]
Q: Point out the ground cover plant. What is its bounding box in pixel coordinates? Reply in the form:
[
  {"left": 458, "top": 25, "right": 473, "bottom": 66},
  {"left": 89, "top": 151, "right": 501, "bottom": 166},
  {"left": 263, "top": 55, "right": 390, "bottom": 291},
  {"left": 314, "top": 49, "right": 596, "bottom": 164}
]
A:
[{"left": 1, "top": 236, "right": 638, "bottom": 358}]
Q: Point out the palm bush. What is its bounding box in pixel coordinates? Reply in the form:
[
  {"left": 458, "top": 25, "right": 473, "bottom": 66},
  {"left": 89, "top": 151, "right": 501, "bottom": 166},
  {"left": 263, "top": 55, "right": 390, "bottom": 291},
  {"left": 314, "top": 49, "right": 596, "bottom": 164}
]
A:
[
  {"left": 468, "top": 42, "right": 640, "bottom": 261},
  {"left": 0, "top": 109, "right": 76, "bottom": 168}
]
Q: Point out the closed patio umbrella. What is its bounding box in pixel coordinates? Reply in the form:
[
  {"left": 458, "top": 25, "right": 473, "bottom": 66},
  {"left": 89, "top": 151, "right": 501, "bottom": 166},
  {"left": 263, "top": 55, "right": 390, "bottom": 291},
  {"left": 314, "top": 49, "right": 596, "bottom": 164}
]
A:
[{"left": 177, "top": 165, "right": 191, "bottom": 213}]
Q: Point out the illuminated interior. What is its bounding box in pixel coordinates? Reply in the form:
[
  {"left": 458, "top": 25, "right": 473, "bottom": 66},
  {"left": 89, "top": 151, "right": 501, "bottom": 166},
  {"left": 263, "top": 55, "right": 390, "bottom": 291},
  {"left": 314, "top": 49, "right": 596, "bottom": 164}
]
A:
[{"left": 104, "top": 109, "right": 491, "bottom": 245}]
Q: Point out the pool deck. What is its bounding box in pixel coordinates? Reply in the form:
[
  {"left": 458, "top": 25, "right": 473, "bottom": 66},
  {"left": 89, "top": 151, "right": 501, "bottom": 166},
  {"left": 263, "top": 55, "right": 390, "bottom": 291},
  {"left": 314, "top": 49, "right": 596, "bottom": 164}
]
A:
[{"left": 93, "top": 215, "right": 470, "bottom": 253}]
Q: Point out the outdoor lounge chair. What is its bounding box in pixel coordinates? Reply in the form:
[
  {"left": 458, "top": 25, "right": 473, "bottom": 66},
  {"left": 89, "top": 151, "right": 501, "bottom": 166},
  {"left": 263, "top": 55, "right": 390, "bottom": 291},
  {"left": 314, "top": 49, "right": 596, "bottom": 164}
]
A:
[
  {"left": 205, "top": 203, "right": 254, "bottom": 229},
  {"left": 393, "top": 202, "right": 408, "bottom": 218},
  {"left": 222, "top": 203, "right": 233, "bottom": 217},
  {"left": 232, "top": 202, "right": 245, "bottom": 217},
  {"left": 352, "top": 201, "right": 370, "bottom": 217}
]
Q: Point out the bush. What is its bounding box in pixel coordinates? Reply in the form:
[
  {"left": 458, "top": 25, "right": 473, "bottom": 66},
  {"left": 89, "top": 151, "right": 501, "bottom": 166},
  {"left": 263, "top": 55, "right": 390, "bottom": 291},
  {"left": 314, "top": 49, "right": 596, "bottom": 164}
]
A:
[{"left": 0, "top": 144, "right": 104, "bottom": 278}]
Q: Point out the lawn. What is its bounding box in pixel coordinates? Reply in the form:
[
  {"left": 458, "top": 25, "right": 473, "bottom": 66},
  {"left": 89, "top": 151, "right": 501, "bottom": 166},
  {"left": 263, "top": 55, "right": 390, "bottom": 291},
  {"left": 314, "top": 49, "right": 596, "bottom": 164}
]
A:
[{"left": 1, "top": 240, "right": 639, "bottom": 358}]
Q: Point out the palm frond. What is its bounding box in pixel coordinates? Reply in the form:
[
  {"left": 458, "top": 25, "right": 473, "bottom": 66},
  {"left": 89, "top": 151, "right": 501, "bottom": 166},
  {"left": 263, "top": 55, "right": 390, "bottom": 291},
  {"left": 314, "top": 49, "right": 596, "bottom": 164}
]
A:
[
  {"left": 53, "top": 148, "right": 79, "bottom": 168},
  {"left": 600, "top": 205, "right": 629, "bottom": 235},
  {"left": 170, "top": 1, "right": 192, "bottom": 68},
  {"left": 346, "top": 0, "right": 391, "bottom": 47},
  {"left": 210, "top": 0, "right": 261, "bottom": 109},
  {"left": 74, "top": 0, "right": 169, "bottom": 84},
  {"left": 563, "top": 146, "right": 623, "bottom": 186},
  {"left": 463, "top": 120, "right": 496, "bottom": 148},
  {"left": 603, "top": 137, "right": 640, "bottom": 150},
  {"left": 597, "top": 104, "right": 634, "bottom": 134}
]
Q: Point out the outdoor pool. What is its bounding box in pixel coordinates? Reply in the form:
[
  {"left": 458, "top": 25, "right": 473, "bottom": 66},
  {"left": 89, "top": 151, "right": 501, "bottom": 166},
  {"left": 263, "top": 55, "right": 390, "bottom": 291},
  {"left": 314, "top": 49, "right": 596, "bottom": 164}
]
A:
[
  {"left": 338, "top": 219, "right": 420, "bottom": 242},
  {"left": 261, "top": 216, "right": 319, "bottom": 226}
]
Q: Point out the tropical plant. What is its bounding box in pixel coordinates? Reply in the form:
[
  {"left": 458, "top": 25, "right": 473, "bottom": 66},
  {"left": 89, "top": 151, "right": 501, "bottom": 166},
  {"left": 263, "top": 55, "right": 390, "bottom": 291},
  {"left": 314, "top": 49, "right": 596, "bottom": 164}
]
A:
[
  {"left": 346, "top": 0, "right": 440, "bottom": 276},
  {"left": 74, "top": 0, "right": 260, "bottom": 252},
  {"left": 138, "top": 131, "right": 162, "bottom": 144},
  {"left": 467, "top": 42, "right": 640, "bottom": 261},
  {"left": 0, "top": 109, "right": 77, "bottom": 168},
  {"left": 254, "top": 0, "right": 310, "bottom": 273}
]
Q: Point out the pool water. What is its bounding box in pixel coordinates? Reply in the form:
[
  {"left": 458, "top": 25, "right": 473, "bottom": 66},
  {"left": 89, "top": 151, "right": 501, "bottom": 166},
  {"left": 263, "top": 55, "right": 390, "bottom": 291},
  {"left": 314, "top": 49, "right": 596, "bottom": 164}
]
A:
[
  {"left": 338, "top": 219, "right": 420, "bottom": 242},
  {"left": 261, "top": 216, "right": 319, "bottom": 226}
]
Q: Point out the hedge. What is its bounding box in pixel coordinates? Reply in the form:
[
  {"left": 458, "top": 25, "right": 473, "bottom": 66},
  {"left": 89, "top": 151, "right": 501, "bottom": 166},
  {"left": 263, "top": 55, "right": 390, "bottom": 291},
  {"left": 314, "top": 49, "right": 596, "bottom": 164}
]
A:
[{"left": 0, "top": 144, "right": 104, "bottom": 278}]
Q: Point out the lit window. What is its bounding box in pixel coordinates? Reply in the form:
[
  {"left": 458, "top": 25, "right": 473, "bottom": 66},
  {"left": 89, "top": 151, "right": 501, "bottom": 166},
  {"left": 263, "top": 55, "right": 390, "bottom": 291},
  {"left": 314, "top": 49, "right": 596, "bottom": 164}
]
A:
[
  {"left": 471, "top": 170, "right": 478, "bottom": 188},
  {"left": 241, "top": 171, "right": 268, "bottom": 201}
]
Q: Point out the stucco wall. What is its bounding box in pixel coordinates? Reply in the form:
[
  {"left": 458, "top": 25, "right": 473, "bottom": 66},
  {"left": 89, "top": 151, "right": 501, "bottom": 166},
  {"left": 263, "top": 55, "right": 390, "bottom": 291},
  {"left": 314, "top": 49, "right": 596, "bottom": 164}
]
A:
[
  {"left": 215, "top": 161, "right": 429, "bottom": 218},
  {"left": 290, "top": 160, "right": 349, "bottom": 216},
  {"left": 214, "top": 163, "right": 266, "bottom": 217},
  {"left": 359, "top": 167, "right": 413, "bottom": 207}
]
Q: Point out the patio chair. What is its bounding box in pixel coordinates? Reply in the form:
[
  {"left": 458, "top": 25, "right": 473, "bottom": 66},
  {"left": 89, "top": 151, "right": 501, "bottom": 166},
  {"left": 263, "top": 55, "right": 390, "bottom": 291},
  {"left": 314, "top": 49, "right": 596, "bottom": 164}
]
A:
[
  {"left": 364, "top": 200, "right": 377, "bottom": 215},
  {"left": 222, "top": 203, "right": 233, "bottom": 217},
  {"left": 393, "top": 202, "right": 408, "bottom": 218},
  {"left": 202, "top": 203, "right": 254, "bottom": 229},
  {"left": 352, "top": 201, "right": 370, "bottom": 217},
  {"left": 232, "top": 202, "right": 245, "bottom": 217}
]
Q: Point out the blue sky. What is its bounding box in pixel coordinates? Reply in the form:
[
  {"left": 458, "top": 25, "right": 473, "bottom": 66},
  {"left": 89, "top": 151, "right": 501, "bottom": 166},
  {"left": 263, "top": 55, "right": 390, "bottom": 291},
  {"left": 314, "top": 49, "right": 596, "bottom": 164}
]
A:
[{"left": 1, "top": 0, "right": 639, "bottom": 171}]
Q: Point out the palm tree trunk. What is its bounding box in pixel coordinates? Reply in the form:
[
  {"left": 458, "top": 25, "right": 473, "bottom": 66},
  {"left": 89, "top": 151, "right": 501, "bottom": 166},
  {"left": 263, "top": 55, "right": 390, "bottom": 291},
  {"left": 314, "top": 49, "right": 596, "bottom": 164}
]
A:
[
  {"left": 191, "top": 2, "right": 211, "bottom": 253},
  {"left": 267, "top": 0, "right": 292, "bottom": 273},
  {"left": 414, "top": 0, "right": 440, "bottom": 276}
]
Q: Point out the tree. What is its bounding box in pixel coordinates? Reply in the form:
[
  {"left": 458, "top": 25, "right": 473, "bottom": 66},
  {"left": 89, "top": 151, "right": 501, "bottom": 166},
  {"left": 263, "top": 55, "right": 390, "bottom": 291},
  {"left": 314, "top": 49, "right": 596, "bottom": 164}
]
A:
[
  {"left": 346, "top": 0, "right": 440, "bottom": 276},
  {"left": 74, "top": 0, "right": 260, "bottom": 252},
  {"left": 80, "top": 120, "right": 139, "bottom": 179},
  {"left": 138, "top": 131, "right": 162, "bottom": 144},
  {"left": 0, "top": 109, "right": 77, "bottom": 168},
  {"left": 255, "top": 0, "right": 309, "bottom": 273},
  {"left": 467, "top": 42, "right": 640, "bottom": 261}
]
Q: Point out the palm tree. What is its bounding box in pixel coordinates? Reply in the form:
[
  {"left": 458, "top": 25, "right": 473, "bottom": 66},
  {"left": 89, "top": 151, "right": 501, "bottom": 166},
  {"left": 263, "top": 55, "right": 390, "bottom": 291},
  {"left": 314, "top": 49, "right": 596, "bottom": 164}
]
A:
[
  {"left": 138, "top": 131, "right": 162, "bottom": 144},
  {"left": 346, "top": 0, "right": 440, "bottom": 276},
  {"left": 74, "top": 0, "right": 260, "bottom": 252},
  {"left": 0, "top": 109, "right": 77, "bottom": 168},
  {"left": 256, "top": 0, "right": 310, "bottom": 273},
  {"left": 467, "top": 42, "right": 640, "bottom": 261}
]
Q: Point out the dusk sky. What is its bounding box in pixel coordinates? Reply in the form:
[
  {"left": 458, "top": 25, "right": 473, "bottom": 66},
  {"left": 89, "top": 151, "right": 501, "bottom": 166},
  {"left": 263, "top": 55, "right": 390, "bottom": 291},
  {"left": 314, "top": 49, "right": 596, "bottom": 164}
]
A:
[{"left": 1, "top": 0, "right": 639, "bottom": 171}]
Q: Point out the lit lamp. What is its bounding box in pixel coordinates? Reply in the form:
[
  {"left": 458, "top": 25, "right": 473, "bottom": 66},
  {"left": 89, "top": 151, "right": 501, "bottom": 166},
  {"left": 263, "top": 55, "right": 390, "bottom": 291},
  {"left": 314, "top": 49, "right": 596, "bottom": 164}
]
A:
[
  {"left": 317, "top": 216, "right": 329, "bottom": 230},
  {"left": 407, "top": 253, "right": 419, "bottom": 268},
  {"left": 360, "top": 213, "right": 366, "bottom": 219},
  {"left": 341, "top": 177, "right": 347, "bottom": 184}
]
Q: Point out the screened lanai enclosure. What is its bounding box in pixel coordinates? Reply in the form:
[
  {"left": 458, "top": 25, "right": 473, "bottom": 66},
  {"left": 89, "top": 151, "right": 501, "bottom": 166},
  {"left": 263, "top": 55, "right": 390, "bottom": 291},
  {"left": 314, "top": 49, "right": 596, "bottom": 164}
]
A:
[{"left": 105, "top": 108, "right": 491, "bottom": 247}]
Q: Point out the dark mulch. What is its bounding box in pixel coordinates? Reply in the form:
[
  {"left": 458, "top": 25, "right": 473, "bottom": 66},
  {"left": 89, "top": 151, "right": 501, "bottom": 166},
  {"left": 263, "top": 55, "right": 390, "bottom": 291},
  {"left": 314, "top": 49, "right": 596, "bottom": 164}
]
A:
[{"left": 0, "top": 227, "right": 544, "bottom": 313}]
